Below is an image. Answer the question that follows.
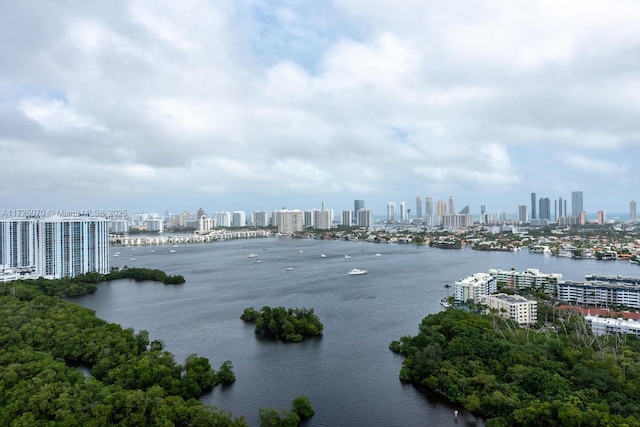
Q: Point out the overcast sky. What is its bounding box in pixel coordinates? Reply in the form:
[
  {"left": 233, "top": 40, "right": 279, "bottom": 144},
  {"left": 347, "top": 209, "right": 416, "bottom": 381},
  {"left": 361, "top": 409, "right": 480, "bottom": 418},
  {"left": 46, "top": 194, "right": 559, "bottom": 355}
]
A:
[{"left": 1, "top": 0, "right": 639, "bottom": 217}]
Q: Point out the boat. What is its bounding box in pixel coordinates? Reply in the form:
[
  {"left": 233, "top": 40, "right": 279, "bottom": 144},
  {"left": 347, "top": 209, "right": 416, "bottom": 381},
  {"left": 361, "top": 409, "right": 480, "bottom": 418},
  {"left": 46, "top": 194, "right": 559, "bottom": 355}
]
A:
[
  {"left": 348, "top": 268, "right": 367, "bottom": 275},
  {"left": 440, "top": 298, "right": 451, "bottom": 308},
  {"left": 320, "top": 253, "right": 327, "bottom": 258},
  {"left": 298, "top": 250, "right": 304, "bottom": 253},
  {"left": 169, "top": 249, "right": 176, "bottom": 253},
  {"left": 375, "top": 253, "right": 381, "bottom": 257},
  {"left": 285, "top": 267, "right": 294, "bottom": 271},
  {"left": 149, "top": 250, "right": 155, "bottom": 253},
  {"left": 344, "top": 255, "right": 351, "bottom": 259},
  {"left": 255, "top": 259, "right": 262, "bottom": 263},
  {"left": 130, "top": 258, "right": 136, "bottom": 261},
  {"left": 248, "top": 253, "right": 257, "bottom": 258}
]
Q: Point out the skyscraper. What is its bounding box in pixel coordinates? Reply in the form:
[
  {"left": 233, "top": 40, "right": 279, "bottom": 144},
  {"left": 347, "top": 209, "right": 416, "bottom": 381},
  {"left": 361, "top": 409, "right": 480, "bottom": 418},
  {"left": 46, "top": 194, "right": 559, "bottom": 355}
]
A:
[
  {"left": 386, "top": 202, "right": 396, "bottom": 222},
  {"left": 631, "top": 200, "right": 637, "bottom": 222},
  {"left": 0, "top": 216, "right": 110, "bottom": 281},
  {"left": 518, "top": 205, "right": 528, "bottom": 223},
  {"left": 539, "top": 197, "right": 551, "bottom": 220},
  {"left": 531, "top": 192, "right": 537, "bottom": 220},
  {"left": 399, "top": 201, "right": 406, "bottom": 221},
  {"left": 571, "top": 191, "right": 584, "bottom": 218},
  {"left": 425, "top": 197, "right": 433, "bottom": 216},
  {"left": 415, "top": 196, "right": 423, "bottom": 220},
  {"left": 353, "top": 200, "right": 365, "bottom": 224},
  {"left": 449, "top": 196, "right": 455, "bottom": 216}
]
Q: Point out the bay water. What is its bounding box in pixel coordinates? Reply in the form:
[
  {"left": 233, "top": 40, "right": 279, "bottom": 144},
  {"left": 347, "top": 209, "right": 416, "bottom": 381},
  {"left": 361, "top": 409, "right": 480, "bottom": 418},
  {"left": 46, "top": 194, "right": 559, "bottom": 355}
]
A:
[{"left": 70, "top": 238, "right": 640, "bottom": 426}]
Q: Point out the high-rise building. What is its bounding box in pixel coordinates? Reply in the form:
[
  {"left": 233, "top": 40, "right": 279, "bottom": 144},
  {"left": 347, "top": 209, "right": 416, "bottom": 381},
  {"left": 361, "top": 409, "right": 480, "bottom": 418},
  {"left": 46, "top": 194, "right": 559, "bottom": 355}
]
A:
[
  {"left": 518, "top": 205, "right": 528, "bottom": 223},
  {"left": 539, "top": 197, "right": 551, "bottom": 220},
  {"left": 449, "top": 196, "right": 455, "bottom": 216},
  {"left": 0, "top": 216, "right": 110, "bottom": 281},
  {"left": 571, "top": 191, "right": 584, "bottom": 218},
  {"left": 313, "top": 209, "right": 332, "bottom": 230},
  {"left": 340, "top": 210, "right": 352, "bottom": 227},
  {"left": 357, "top": 209, "right": 373, "bottom": 228},
  {"left": 399, "top": 201, "right": 406, "bottom": 221},
  {"left": 252, "top": 211, "right": 269, "bottom": 227},
  {"left": 214, "top": 211, "right": 231, "bottom": 227},
  {"left": 415, "top": 196, "right": 423, "bottom": 220},
  {"left": 597, "top": 210, "right": 606, "bottom": 225},
  {"left": 531, "top": 192, "right": 537, "bottom": 220},
  {"left": 480, "top": 204, "right": 486, "bottom": 216},
  {"left": 353, "top": 200, "right": 365, "bottom": 224},
  {"left": 276, "top": 210, "right": 303, "bottom": 234},
  {"left": 425, "top": 197, "right": 433, "bottom": 217},
  {"left": 231, "top": 211, "right": 246, "bottom": 227},
  {"left": 631, "top": 201, "right": 637, "bottom": 222},
  {"left": 435, "top": 200, "right": 447, "bottom": 216},
  {"left": 386, "top": 202, "right": 396, "bottom": 222}
]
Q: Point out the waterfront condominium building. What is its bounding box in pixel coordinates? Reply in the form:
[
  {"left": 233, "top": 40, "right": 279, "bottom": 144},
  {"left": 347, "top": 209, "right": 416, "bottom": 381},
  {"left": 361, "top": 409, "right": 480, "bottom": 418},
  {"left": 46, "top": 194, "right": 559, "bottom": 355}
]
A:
[
  {"left": 276, "top": 210, "right": 303, "bottom": 234},
  {"left": 453, "top": 272, "right": 497, "bottom": 303},
  {"left": 0, "top": 216, "right": 110, "bottom": 282},
  {"left": 252, "top": 211, "right": 269, "bottom": 227},
  {"left": 313, "top": 209, "right": 333, "bottom": 230},
  {"left": 357, "top": 209, "right": 373, "bottom": 228},
  {"left": 558, "top": 276, "right": 640, "bottom": 309},
  {"left": 399, "top": 201, "right": 406, "bottom": 221},
  {"left": 631, "top": 201, "right": 637, "bottom": 222},
  {"left": 214, "top": 211, "right": 231, "bottom": 227},
  {"left": 488, "top": 268, "right": 562, "bottom": 296},
  {"left": 340, "top": 210, "right": 352, "bottom": 227},
  {"left": 481, "top": 293, "right": 538, "bottom": 326},
  {"left": 231, "top": 211, "right": 246, "bottom": 227}
]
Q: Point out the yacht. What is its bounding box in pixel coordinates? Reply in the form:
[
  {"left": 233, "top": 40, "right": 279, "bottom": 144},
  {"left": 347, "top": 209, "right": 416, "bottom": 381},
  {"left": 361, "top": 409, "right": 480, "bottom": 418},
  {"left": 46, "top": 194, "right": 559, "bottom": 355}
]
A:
[
  {"left": 248, "top": 253, "right": 257, "bottom": 258},
  {"left": 348, "top": 268, "right": 367, "bottom": 275},
  {"left": 344, "top": 255, "right": 351, "bottom": 259},
  {"left": 320, "top": 253, "right": 327, "bottom": 258}
]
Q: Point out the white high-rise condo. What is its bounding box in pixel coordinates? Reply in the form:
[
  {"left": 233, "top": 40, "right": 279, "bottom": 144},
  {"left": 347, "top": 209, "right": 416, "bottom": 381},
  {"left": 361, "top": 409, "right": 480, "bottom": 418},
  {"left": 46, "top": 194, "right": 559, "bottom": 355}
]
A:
[{"left": 1, "top": 216, "right": 110, "bottom": 282}]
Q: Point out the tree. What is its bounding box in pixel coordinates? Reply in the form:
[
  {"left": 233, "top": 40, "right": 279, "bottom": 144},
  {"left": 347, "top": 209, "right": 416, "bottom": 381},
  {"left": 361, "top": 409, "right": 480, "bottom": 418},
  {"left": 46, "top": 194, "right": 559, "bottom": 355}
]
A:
[{"left": 291, "top": 395, "right": 315, "bottom": 419}]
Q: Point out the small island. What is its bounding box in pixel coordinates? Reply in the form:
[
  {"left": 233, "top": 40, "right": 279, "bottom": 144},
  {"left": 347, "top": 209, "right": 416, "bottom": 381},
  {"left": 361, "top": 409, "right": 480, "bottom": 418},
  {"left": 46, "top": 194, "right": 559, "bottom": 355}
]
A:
[{"left": 241, "top": 306, "right": 323, "bottom": 342}]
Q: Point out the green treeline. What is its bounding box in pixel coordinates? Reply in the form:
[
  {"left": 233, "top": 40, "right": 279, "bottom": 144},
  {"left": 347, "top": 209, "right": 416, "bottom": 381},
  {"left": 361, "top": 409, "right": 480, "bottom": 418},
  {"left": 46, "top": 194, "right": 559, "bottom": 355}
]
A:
[
  {"left": 390, "top": 309, "right": 640, "bottom": 426},
  {"left": 0, "top": 281, "right": 245, "bottom": 426},
  {"left": 241, "top": 306, "right": 323, "bottom": 342},
  {"left": 16, "top": 268, "right": 186, "bottom": 298}
]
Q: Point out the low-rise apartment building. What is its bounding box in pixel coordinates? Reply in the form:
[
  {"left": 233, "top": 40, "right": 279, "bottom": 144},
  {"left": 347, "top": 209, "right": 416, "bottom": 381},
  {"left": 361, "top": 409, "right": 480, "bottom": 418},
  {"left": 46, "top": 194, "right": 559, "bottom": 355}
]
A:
[{"left": 481, "top": 293, "right": 538, "bottom": 325}]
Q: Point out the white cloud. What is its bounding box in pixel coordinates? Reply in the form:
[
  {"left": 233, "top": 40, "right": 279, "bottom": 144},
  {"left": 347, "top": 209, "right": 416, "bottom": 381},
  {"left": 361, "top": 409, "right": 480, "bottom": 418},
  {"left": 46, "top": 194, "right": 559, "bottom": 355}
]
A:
[{"left": 1, "top": 0, "right": 640, "bottom": 214}]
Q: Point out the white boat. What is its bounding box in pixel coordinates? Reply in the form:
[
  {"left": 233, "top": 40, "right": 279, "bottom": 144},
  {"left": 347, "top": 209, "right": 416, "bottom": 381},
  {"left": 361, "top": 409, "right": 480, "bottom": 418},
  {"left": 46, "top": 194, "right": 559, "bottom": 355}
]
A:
[
  {"left": 320, "top": 254, "right": 327, "bottom": 258},
  {"left": 285, "top": 267, "right": 294, "bottom": 271},
  {"left": 130, "top": 258, "right": 136, "bottom": 261},
  {"left": 375, "top": 253, "right": 381, "bottom": 257},
  {"left": 298, "top": 250, "right": 304, "bottom": 253},
  {"left": 255, "top": 259, "right": 262, "bottom": 263},
  {"left": 169, "top": 249, "right": 176, "bottom": 253},
  {"left": 348, "top": 268, "right": 367, "bottom": 275},
  {"left": 344, "top": 255, "right": 351, "bottom": 259},
  {"left": 248, "top": 253, "right": 257, "bottom": 258},
  {"left": 149, "top": 250, "right": 155, "bottom": 253}
]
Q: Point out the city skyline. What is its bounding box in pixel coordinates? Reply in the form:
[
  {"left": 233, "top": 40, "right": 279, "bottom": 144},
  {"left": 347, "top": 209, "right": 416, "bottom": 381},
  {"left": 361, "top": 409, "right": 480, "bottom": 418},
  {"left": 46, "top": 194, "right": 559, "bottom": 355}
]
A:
[{"left": 2, "top": 2, "right": 640, "bottom": 216}]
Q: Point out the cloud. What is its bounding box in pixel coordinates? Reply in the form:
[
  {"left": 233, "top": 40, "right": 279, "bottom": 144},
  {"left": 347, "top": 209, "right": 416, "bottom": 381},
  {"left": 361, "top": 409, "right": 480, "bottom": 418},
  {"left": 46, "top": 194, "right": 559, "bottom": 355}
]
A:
[{"left": 1, "top": 0, "right": 640, "bottom": 215}]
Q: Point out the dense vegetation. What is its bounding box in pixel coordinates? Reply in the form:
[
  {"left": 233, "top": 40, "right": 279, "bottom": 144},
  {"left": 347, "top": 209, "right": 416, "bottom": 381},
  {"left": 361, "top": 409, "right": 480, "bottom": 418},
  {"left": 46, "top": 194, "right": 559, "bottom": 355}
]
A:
[
  {"left": 15, "top": 267, "right": 186, "bottom": 298},
  {"left": 0, "top": 279, "right": 244, "bottom": 426},
  {"left": 241, "top": 306, "right": 323, "bottom": 342},
  {"left": 390, "top": 308, "right": 640, "bottom": 426},
  {"left": 258, "top": 395, "right": 315, "bottom": 426}
]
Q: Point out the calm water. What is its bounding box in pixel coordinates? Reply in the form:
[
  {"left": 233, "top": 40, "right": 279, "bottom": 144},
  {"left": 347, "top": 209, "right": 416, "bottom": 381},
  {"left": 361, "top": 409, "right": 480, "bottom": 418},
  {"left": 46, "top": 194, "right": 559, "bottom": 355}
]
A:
[{"left": 70, "top": 238, "right": 640, "bottom": 426}]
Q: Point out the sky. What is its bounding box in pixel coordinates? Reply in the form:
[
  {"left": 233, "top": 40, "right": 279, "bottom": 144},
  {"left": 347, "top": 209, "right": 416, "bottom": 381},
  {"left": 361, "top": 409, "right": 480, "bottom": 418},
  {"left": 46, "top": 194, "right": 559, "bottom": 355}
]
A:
[{"left": 1, "top": 0, "right": 639, "bottom": 218}]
